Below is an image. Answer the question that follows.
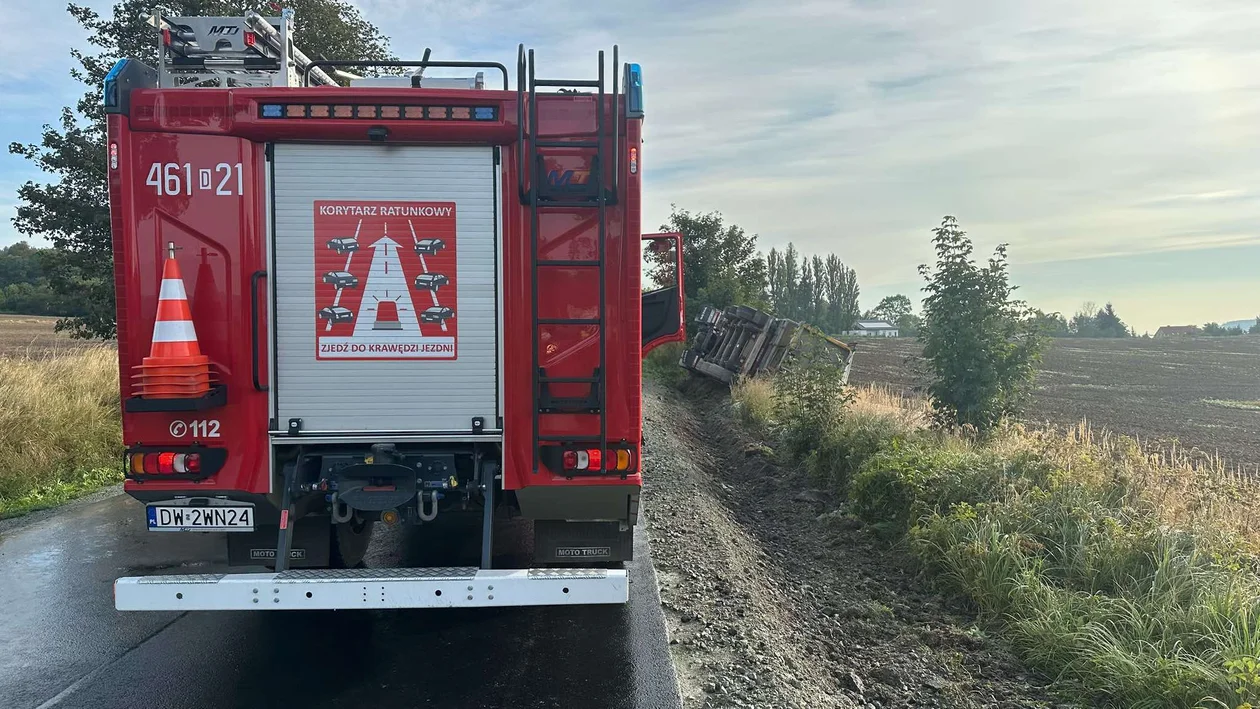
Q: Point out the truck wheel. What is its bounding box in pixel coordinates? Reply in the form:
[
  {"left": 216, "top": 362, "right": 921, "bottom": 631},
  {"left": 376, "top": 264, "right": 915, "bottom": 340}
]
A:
[{"left": 329, "top": 516, "right": 374, "bottom": 569}]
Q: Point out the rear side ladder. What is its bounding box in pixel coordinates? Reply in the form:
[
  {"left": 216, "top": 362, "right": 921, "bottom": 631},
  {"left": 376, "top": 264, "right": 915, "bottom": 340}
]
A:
[{"left": 517, "top": 45, "right": 621, "bottom": 476}]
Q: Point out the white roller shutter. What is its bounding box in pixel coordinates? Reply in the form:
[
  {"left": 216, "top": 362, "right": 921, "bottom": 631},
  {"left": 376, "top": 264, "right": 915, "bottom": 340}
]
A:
[{"left": 271, "top": 144, "right": 498, "bottom": 434}]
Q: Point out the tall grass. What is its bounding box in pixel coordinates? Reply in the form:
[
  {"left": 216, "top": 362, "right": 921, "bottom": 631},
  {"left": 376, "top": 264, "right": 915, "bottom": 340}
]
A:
[
  {"left": 0, "top": 348, "right": 122, "bottom": 516},
  {"left": 730, "top": 376, "right": 1260, "bottom": 709}
]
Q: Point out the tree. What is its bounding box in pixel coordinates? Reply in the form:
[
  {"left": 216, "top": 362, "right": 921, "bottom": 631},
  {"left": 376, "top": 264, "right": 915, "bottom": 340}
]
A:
[
  {"left": 796, "top": 258, "right": 815, "bottom": 323},
  {"left": 1202, "top": 322, "right": 1245, "bottom": 336},
  {"left": 809, "top": 255, "right": 827, "bottom": 325},
  {"left": 1029, "top": 309, "right": 1071, "bottom": 337},
  {"left": 1251, "top": 318, "right": 1260, "bottom": 335},
  {"left": 918, "top": 216, "right": 1044, "bottom": 431},
  {"left": 868, "top": 294, "right": 912, "bottom": 323},
  {"left": 9, "top": 1, "right": 395, "bottom": 338},
  {"left": 820, "top": 254, "right": 860, "bottom": 333},
  {"left": 653, "top": 206, "right": 767, "bottom": 320},
  {"left": 1093, "top": 303, "right": 1130, "bottom": 337},
  {"left": 1069, "top": 301, "right": 1129, "bottom": 337},
  {"left": 865, "top": 294, "right": 918, "bottom": 337}
]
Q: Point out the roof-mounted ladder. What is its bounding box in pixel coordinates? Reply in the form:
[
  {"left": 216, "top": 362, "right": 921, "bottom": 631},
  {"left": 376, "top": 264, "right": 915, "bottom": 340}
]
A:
[{"left": 149, "top": 8, "right": 337, "bottom": 88}]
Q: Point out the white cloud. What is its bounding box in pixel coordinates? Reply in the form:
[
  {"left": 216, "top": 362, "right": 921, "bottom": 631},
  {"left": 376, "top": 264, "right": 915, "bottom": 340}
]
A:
[
  {"left": 3, "top": 0, "right": 1258, "bottom": 325},
  {"left": 359, "top": 0, "right": 1260, "bottom": 293}
]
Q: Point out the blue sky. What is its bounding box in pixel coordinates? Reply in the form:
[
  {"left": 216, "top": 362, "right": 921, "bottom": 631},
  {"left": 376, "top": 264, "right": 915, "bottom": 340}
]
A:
[{"left": 2, "top": 0, "right": 1258, "bottom": 333}]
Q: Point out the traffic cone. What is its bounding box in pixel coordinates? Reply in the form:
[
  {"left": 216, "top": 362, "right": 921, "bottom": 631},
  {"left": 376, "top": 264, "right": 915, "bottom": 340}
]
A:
[{"left": 132, "top": 243, "right": 212, "bottom": 399}]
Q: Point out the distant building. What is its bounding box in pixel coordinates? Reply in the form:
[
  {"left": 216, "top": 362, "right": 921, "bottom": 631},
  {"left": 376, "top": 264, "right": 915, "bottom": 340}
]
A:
[
  {"left": 842, "top": 320, "right": 899, "bottom": 338},
  {"left": 1155, "top": 325, "right": 1201, "bottom": 338}
]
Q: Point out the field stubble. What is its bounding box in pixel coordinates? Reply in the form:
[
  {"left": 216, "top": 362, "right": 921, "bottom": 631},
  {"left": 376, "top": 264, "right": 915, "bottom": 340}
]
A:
[{"left": 849, "top": 335, "right": 1260, "bottom": 472}]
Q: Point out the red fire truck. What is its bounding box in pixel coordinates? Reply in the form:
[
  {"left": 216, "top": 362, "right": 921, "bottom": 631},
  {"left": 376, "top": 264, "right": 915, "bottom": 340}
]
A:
[{"left": 105, "top": 9, "right": 683, "bottom": 610}]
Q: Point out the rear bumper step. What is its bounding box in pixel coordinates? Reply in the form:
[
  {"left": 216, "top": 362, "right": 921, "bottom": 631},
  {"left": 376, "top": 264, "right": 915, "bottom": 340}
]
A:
[{"left": 115, "top": 566, "right": 627, "bottom": 611}]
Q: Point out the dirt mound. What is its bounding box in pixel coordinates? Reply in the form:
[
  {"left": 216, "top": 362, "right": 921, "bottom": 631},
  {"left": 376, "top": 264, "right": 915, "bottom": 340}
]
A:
[{"left": 641, "top": 381, "right": 1068, "bottom": 709}]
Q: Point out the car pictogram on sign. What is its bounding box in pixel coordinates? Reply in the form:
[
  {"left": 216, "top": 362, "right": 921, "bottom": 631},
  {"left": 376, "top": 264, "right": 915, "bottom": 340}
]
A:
[
  {"left": 413, "top": 273, "right": 448, "bottom": 291},
  {"left": 420, "top": 306, "right": 455, "bottom": 324},
  {"left": 414, "top": 238, "right": 446, "bottom": 255},
  {"left": 322, "top": 271, "right": 360, "bottom": 289},
  {"left": 326, "top": 237, "right": 359, "bottom": 254},
  {"left": 318, "top": 305, "right": 355, "bottom": 323}
]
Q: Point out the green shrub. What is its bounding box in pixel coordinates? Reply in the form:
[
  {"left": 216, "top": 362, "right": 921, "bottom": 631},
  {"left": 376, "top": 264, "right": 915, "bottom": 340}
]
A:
[
  {"left": 643, "top": 342, "right": 687, "bottom": 389},
  {"left": 804, "top": 410, "right": 909, "bottom": 496},
  {"left": 772, "top": 351, "right": 852, "bottom": 460}
]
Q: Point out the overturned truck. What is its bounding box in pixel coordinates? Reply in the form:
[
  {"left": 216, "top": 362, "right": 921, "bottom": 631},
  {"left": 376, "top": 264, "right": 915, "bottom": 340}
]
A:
[{"left": 679, "top": 305, "right": 854, "bottom": 383}]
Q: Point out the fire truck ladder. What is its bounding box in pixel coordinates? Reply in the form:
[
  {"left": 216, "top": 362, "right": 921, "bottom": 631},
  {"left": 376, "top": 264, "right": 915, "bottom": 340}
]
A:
[
  {"left": 518, "top": 45, "right": 621, "bottom": 476},
  {"left": 148, "top": 9, "right": 337, "bottom": 88}
]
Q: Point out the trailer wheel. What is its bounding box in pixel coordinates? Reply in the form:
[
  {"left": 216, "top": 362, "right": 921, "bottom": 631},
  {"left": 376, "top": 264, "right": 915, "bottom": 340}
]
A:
[{"left": 329, "top": 516, "right": 374, "bottom": 569}]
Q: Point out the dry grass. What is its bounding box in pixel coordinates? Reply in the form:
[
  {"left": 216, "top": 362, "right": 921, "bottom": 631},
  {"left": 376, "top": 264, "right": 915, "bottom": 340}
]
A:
[
  {"left": 854, "top": 383, "right": 1260, "bottom": 551},
  {"left": 731, "top": 372, "right": 1260, "bottom": 706},
  {"left": 0, "top": 314, "right": 99, "bottom": 357},
  {"left": 730, "top": 375, "right": 776, "bottom": 428},
  {"left": 851, "top": 383, "right": 931, "bottom": 428},
  {"left": 0, "top": 347, "right": 122, "bottom": 516}
]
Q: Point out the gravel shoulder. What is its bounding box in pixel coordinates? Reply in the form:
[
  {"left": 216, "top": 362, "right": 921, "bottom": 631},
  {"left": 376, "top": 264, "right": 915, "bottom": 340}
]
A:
[{"left": 641, "top": 380, "right": 1064, "bottom": 709}]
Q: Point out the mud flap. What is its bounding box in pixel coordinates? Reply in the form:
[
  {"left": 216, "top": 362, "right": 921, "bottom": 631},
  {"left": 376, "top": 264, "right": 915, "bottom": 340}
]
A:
[
  {"left": 534, "top": 520, "right": 633, "bottom": 564},
  {"left": 227, "top": 515, "right": 332, "bottom": 568}
]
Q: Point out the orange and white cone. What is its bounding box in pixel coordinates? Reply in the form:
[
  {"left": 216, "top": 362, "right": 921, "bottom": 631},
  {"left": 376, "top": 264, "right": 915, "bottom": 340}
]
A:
[{"left": 132, "top": 243, "right": 212, "bottom": 399}]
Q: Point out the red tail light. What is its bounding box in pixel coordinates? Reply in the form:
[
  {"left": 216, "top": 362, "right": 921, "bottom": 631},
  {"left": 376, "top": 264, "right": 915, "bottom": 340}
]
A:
[
  {"left": 128, "top": 450, "right": 214, "bottom": 476},
  {"left": 243, "top": 31, "right": 256, "bottom": 47}
]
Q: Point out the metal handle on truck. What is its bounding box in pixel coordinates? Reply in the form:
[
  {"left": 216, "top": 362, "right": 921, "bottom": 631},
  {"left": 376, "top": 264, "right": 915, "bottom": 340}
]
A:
[
  {"left": 251, "top": 270, "right": 268, "bottom": 392},
  {"left": 301, "top": 60, "right": 510, "bottom": 90}
]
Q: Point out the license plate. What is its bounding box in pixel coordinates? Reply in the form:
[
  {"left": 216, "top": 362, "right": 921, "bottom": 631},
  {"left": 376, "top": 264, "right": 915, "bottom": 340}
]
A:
[{"left": 147, "top": 505, "right": 254, "bottom": 532}]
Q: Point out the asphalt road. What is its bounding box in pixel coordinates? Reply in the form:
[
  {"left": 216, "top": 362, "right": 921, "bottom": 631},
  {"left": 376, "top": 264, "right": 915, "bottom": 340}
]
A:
[{"left": 0, "top": 493, "right": 681, "bottom": 709}]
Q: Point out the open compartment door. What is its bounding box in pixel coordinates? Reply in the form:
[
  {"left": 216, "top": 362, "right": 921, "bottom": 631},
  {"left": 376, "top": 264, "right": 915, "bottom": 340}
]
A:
[{"left": 641, "top": 231, "right": 685, "bottom": 356}]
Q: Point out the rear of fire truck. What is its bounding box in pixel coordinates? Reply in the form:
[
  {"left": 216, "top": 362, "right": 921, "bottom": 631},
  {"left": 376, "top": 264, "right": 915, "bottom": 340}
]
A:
[{"left": 106, "top": 9, "right": 684, "bottom": 611}]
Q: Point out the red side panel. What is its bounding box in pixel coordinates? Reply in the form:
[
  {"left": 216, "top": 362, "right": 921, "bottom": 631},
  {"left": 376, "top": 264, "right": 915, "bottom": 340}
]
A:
[
  {"left": 109, "top": 116, "right": 270, "bottom": 494},
  {"left": 500, "top": 102, "right": 644, "bottom": 492}
]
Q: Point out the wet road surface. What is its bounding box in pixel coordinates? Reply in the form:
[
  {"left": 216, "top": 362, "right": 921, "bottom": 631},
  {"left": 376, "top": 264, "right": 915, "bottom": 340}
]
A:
[{"left": 0, "top": 493, "right": 680, "bottom": 709}]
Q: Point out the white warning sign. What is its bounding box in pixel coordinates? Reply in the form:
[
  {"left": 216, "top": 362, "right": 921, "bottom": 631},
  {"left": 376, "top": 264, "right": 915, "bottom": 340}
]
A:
[{"left": 313, "top": 200, "right": 458, "bottom": 360}]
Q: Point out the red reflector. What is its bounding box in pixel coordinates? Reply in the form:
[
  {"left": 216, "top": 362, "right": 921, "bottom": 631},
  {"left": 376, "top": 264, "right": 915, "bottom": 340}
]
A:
[
  {"left": 587, "top": 449, "right": 602, "bottom": 471},
  {"left": 562, "top": 450, "right": 577, "bottom": 469},
  {"left": 157, "top": 452, "right": 176, "bottom": 474},
  {"left": 185, "top": 453, "right": 201, "bottom": 473},
  {"left": 162, "top": 29, "right": 171, "bottom": 46},
  {"left": 142, "top": 453, "right": 160, "bottom": 473},
  {"left": 243, "top": 31, "right": 256, "bottom": 46}
]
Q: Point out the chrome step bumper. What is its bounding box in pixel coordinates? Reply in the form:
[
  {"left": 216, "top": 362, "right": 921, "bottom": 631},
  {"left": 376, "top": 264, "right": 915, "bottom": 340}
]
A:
[{"left": 115, "top": 566, "right": 628, "bottom": 610}]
